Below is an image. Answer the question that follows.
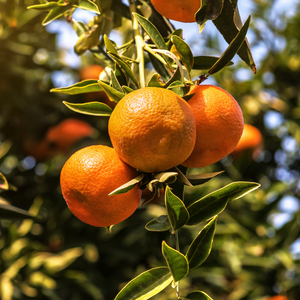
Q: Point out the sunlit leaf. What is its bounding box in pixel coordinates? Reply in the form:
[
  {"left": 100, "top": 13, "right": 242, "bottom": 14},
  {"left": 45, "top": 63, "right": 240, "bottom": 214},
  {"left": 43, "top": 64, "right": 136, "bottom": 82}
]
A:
[
  {"left": 114, "top": 267, "right": 172, "bottom": 300},
  {"left": 104, "top": 34, "right": 118, "bottom": 54},
  {"left": 98, "top": 80, "right": 124, "bottom": 102},
  {"left": 74, "top": 0, "right": 100, "bottom": 14},
  {"left": 51, "top": 80, "right": 102, "bottom": 95},
  {"left": 165, "top": 186, "right": 190, "bottom": 232},
  {"left": 75, "top": 25, "right": 101, "bottom": 55},
  {"left": 154, "top": 172, "right": 178, "bottom": 184},
  {"left": 109, "top": 174, "right": 144, "bottom": 196},
  {"left": 63, "top": 101, "right": 112, "bottom": 117},
  {"left": 0, "top": 172, "right": 9, "bottom": 190},
  {"left": 162, "top": 241, "right": 189, "bottom": 282},
  {"left": 122, "top": 86, "right": 134, "bottom": 94},
  {"left": 71, "top": 19, "right": 89, "bottom": 36},
  {"left": 27, "top": 2, "right": 60, "bottom": 11},
  {"left": 145, "top": 215, "right": 171, "bottom": 232},
  {"left": 186, "top": 216, "right": 217, "bottom": 269},
  {"left": 42, "top": 3, "right": 72, "bottom": 26},
  {"left": 147, "top": 73, "right": 164, "bottom": 87}
]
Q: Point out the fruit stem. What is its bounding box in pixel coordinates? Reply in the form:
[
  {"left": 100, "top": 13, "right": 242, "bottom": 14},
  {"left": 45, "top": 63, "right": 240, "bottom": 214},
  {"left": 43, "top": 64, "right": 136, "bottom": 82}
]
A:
[{"left": 129, "top": 0, "right": 146, "bottom": 88}]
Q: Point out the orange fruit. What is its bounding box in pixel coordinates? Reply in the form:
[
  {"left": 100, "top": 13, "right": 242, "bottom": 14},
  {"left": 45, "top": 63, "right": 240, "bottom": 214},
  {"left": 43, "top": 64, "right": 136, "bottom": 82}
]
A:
[
  {"left": 46, "top": 118, "right": 93, "bottom": 153},
  {"left": 108, "top": 87, "right": 196, "bottom": 173},
  {"left": 266, "top": 296, "right": 289, "bottom": 300},
  {"left": 182, "top": 85, "right": 244, "bottom": 168},
  {"left": 231, "top": 124, "right": 263, "bottom": 160},
  {"left": 79, "top": 65, "right": 116, "bottom": 109},
  {"left": 151, "top": 0, "right": 201, "bottom": 23},
  {"left": 60, "top": 145, "right": 142, "bottom": 227}
]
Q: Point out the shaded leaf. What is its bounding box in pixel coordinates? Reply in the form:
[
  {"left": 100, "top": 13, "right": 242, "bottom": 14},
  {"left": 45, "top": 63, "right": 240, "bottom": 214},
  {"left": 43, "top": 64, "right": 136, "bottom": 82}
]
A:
[
  {"left": 98, "top": 80, "right": 124, "bottom": 102},
  {"left": 0, "top": 172, "right": 9, "bottom": 190},
  {"left": 111, "top": 71, "right": 124, "bottom": 93},
  {"left": 114, "top": 267, "right": 172, "bottom": 300},
  {"left": 0, "top": 204, "right": 37, "bottom": 221},
  {"left": 63, "top": 101, "right": 112, "bottom": 117},
  {"left": 186, "top": 216, "right": 217, "bottom": 269},
  {"left": 109, "top": 174, "right": 144, "bottom": 196},
  {"left": 187, "top": 182, "right": 260, "bottom": 225},
  {"left": 148, "top": 52, "right": 171, "bottom": 82},
  {"left": 51, "top": 79, "right": 102, "bottom": 95},
  {"left": 184, "top": 291, "right": 214, "bottom": 300},
  {"left": 186, "top": 171, "right": 224, "bottom": 186},
  {"left": 208, "top": 16, "right": 251, "bottom": 75},
  {"left": 195, "top": 0, "right": 223, "bottom": 33},
  {"left": 193, "top": 56, "right": 234, "bottom": 70},
  {"left": 145, "top": 215, "right": 171, "bottom": 232},
  {"left": 213, "top": 0, "right": 256, "bottom": 72},
  {"left": 171, "top": 35, "right": 194, "bottom": 72},
  {"left": 165, "top": 186, "right": 190, "bottom": 232},
  {"left": 74, "top": 0, "right": 100, "bottom": 14},
  {"left": 162, "top": 241, "right": 189, "bottom": 282}
]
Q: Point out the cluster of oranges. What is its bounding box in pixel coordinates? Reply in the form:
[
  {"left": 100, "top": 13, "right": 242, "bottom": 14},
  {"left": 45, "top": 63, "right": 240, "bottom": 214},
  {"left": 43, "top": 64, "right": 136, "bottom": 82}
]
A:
[{"left": 60, "top": 79, "right": 251, "bottom": 228}]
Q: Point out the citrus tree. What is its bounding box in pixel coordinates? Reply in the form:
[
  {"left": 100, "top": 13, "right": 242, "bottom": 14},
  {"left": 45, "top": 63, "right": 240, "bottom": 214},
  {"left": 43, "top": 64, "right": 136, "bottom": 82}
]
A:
[{"left": 4, "top": 0, "right": 299, "bottom": 300}]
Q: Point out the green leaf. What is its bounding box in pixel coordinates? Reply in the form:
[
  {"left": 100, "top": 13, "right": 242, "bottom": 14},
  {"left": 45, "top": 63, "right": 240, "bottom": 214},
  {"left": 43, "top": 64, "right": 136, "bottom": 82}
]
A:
[
  {"left": 167, "top": 81, "right": 185, "bottom": 89},
  {"left": 195, "top": 0, "right": 223, "bottom": 33},
  {"left": 147, "top": 73, "right": 164, "bottom": 88},
  {"left": 122, "top": 86, "right": 134, "bottom": 94},
  {"left": 166, "top": 29, "right": 183, "bottom": 49},
  {"left": 187, "top": 182, "right": 260, "bottom": 225},
  {"left": 63, "top": 101, "right": 112, "bottom": 117},
  {"left": 165, "top": 186, "right": 190, "bottom": 233},
  {"left": 0, "top": 172, "right": 9, "bottom": 190},
  {"left": 50, "top": 80, "right": 102, "bottom": 95},
  {"left": 171, "top": 35, "right": 194, "bottom": 72},
  {"left": 213, "top": 0, "right": 256, "bottom": 73},
  {"left": 109, "top": 174, "right": 144, "bottom": 196},
  {"left": 133, "top": 13, "right": 168, "bottom": 51},
  {"left": 74, "top": 0, "right": 100, "bottom": 14},
  {"left": 114, "top": 267, "right": 172, "bottom": 300},
  {"left": 145, "top": 215, "right": 171, "bottom": 232},
  {"left": 186, "top": 216, "right": 217, "bottom": 269},
  {"left": 104, "top": 34, "right": 118, "bottom": 54},
  {"left": 186, "top": 171, "right": 225, "bottom": 186},
  {"left": 71, "top": 19, "right": 89, "bottom": 36},
  {"left": 154, "top": 172, "right": 178, "bottom": 184},
  {"left": 111, "top": 71, "right": 124, "bottom": 93},
  {"left": 193, "top": 56, "right": 234, "bottom": 70},
  {"left": 148, "top": 52, "right": 171, "bottom": 82},
  {"left": 98, "top": 80, "right": 124, "bottom": 102},
  {"left": 27, "top": 2, "right": 60, "bottom": 11},
  {"left": 184, "top": 291, "right": 214, "bottom": 300},
  {"left": 109, "top": 52, "right": 139, "bottom": 87},
  {"left": 42, "top": 3, "right": 72, "bottom": 26},
  {"left": 74, "top": 25, "right": 101, "bottom": 55},
  {"left": 162, "top": 241, "right": 189, "bottom": 282},
  {"left": 0, "top": 204, "right": 37, "bottom": 220},
  {"left": 208, "top": 15, "right": 251, "bottom": 75}
]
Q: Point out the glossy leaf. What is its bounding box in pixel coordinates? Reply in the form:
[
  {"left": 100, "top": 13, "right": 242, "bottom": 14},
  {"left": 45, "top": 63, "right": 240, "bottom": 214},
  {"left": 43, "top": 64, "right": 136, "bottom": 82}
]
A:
[
  {"left": 208, "top": 16, "right": 251, "bottom": 75},
  {"left": 0, "top": 172, "right": 9, "bottom": 190},
  {"left": 109, "top": 174, "right": 144, "bottom": 196},
  {"left": 195, "top": 0, "right": 223, "bottom": 33},
  {"left": 166, "top": 29, "right": 183, "bottom": 49},
  {"left": 165, "top": 186, "right": 190, "bottom": 232},
  {"left": 98, "top": 80, "right": 124, "bottom": 102},
  {"left": 0, "top": 204, "right": 37, "bottom": 220},
  {"left": 63, "top": 101, "right": 112, "bottom": 117},
  {"left": 213, "top": 0, "right": 256, "bottom": 73},
  {"left": 162, "top": 241, "right": 189, "bottom": 282},
  {"left": 74, "top": 0, "right": 100, "bottom": 14},
  {"left": 145, "top": 215, "right": 171, "bottom": 232},
  {"left": 27, "top": 2, "right": 60, "bottom": 11},
  {"left": 186, "top": 216, "right": 217, "bottom": 269},
  {"left": 104, "top": 34, "right": 118, "bottom": 54},
  {"left": 184, "top": 291, "right": 214, "bottom": 300},
  {"left": 133, "top": 13, "right": 168, "bottom": 51},
  {"left": 171, "top": 35, "right": 194, "bottom": 72},
  {"left": 109, "top": 53, "right": 139, "bottom": 87},
  {"left": 186, "top": 171, "right": 225, "bottom": 186},
  {"left": 187, "top": 182, "right": 260, "bottom": 225},
  {"left": 114, "top": 267, "right": 172, "bottom": 300},
  {"left": 193, "top": 56, "right": 234, "bottom": 70},
  {"left": 74, "top": 25, "right": 101, "bottom": 55},
  {"left": 51, "top": 80, "right": 102, "bottom": 95},
  {"left": 42, "top": 3, "right": 72, "bottom": 26}
]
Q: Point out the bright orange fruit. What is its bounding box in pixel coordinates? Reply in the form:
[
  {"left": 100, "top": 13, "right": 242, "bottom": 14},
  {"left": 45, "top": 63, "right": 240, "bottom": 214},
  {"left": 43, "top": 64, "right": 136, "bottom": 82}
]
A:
[
  {"left": 151, "top": 0, "right": 201, "bottom": 23},
  {"left": 60, "top": 145, "right": 142, "bottom": 227},
  {"left": 182, "top": 85, "right": 244, "bottom": 168},
  {"left": 108, "top": 87, "right": 196, "bottom": 173}
]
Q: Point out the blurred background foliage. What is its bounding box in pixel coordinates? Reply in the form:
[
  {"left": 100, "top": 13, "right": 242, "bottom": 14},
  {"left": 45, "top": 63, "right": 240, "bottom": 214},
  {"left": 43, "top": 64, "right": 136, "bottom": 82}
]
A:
[{"left": 0, "top": 0, "right": 300, "bottom": 299}]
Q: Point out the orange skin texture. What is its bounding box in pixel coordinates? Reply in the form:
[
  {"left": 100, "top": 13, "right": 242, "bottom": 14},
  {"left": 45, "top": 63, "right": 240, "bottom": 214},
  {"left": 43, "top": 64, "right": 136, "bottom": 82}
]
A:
[
  {"left": 151, "top": 0, "right": 201, "bottom": 23},
  {"left": 231, "top": 124, "right": 263, "bottom": 160},
  {"left": 108, "top": 87, "right": 196, "bottom": 173},
  {"left": 79, "top": 65, "right": 116, "bottom": 109},
  {"left": 60, "top": 145, "right": 142, "bottom": 227},
  {"left": 182, "top": 85, "right": 244, "bottom": 168}
]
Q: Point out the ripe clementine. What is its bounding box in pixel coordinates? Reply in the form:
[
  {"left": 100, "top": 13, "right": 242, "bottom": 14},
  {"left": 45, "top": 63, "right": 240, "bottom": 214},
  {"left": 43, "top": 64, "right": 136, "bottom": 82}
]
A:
[
  {"left": 266, "top": 296, "right": 289, "bottom": 300},
  {"left": 151, "top": 0, "right": 201, "bottom": 23},
  {"left": 108, "top": 87, "right": 196, "bottom": 173},
  {"left": 79, "top": 65, "right": 116, "bottom": 109},
  {"left": 182, "top": 85, "right": 244, "bottom": 168},
  {"left": 231, "top": 124, "right": 263, "bottom": 160},
  {"left": 60, "top": 145, "right": 142, "bottom": 227}
]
